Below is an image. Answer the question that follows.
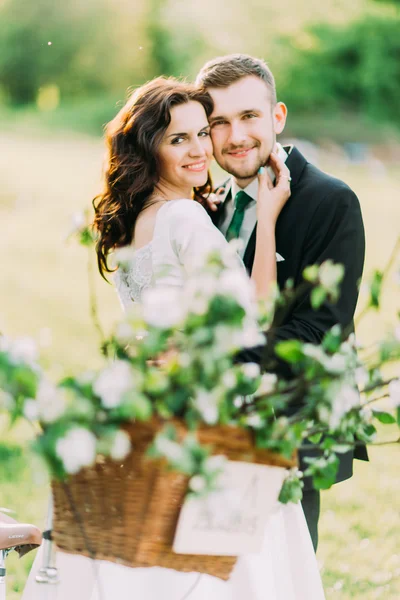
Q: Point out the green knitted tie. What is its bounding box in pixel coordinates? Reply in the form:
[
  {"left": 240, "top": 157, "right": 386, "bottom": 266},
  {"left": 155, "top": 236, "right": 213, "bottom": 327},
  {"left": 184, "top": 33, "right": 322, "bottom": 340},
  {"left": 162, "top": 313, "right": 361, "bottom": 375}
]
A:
[{"left": 226, "top": 190, "right": 253, "bottom": 241}]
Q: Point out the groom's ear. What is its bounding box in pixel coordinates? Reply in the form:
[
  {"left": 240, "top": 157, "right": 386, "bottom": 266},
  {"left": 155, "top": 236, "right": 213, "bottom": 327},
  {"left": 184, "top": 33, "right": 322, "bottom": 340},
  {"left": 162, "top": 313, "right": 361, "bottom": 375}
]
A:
[{"left": 273, "top": 102, "right": 287, "bottom": 135}]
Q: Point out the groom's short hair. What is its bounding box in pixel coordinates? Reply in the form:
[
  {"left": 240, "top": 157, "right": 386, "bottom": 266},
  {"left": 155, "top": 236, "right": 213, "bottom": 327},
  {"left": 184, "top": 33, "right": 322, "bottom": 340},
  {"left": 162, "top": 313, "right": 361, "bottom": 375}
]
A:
[{"left": 196, "top": 54, "right": 277, "bottom": 104}]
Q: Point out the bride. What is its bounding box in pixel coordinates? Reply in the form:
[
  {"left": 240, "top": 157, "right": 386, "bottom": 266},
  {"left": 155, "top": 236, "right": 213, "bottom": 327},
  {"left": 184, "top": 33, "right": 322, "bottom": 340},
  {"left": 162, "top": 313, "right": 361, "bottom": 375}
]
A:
[{"left": 23, "top": 77, "right": 325, "bottom": 599}]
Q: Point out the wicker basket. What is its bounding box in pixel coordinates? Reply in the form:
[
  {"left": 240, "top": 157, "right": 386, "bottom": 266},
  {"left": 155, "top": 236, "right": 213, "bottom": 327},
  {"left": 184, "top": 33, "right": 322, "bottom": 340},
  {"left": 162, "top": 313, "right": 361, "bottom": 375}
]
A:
[{"left": 52, "top": 419, "right": 297, "bottom": 581}]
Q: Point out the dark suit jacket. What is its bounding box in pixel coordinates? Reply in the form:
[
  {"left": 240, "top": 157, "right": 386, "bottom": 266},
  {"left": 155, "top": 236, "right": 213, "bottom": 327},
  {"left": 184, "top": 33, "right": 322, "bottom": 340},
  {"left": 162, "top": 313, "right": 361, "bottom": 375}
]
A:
[{"left": 211, "top": 146, "right": 368, "bottom": 489}]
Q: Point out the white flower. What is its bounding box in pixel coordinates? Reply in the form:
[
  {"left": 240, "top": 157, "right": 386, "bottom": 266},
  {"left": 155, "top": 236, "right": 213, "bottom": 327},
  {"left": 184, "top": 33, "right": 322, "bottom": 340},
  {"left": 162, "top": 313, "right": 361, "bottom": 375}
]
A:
[
  {"left": 185, "top": 273, "right": 217, "bottom": 300},
  {"left": 246, "top": 413, "right": 263, "bottom": 428},
  {"left": 355, "top": 367, "right": 369, "bottom": 389},
  {"left": 183, "top": 273, "right": 217, "bottom": 312},
  {"left": 303, "top": 344, "right": 326, "bottom": 362},
  {"left": 218, "top": 269, "right": 255, "bottom": 314},
  {"left": 214, "top": 324, "right": 240, "bottom": 354},
  {"left": 8, "top": 336, "right": 38, "bottom": 367},
  {"left": 55, "top": 427, "right": 97, "bottom": 475},
  {"left": 36, "top": 379, "right": 66, "bottom": 423},
  {"left": 155, "top": 437, "right": 185, "bottom": 463},
  {"left": 388, "top": 379, "right": 400, "bottom": 409},
  {"left": 325, "top": 354, "right": 348, "bottom": 374},
  {"left": 23, "top": 398, "right": 39, "bottom": 421},
  {"left": 222, "top": 371, "right": 237, "bottom": 389},
  {"left": 93, "top": 360, "right": 134, "bottom": 409},
  {"left": 114, "top": 322, "right": 135, "bottom": 344},
  {"left": 190, "top": 295, "right": 209, "bottom": 316},
  {"left": 303, "top": 344, "right": 352, "bottom": 374},
  {"left": 110, "top": 430, "right": 131, "bottom": 461},
  {"left": 360, "top": 406, "right": 373, "bottom": 424},
  {"left": 318, "top": 261, "right": 344, "bottom": 290},
  {"left": 205, "top": 455, "right": 226, "bottom": 472},
  {"left": 71, "top": 211, "right": 85, "bottom": 230},
  {"left": 194, "top": 389, "right": 219, "bottom": 425},
  {"left": 189, "top": 475, "right": 207, "bottom": 493},
  {"left": 233, "top": 396, "right": 243, "bottom": 408},
  {"left": 236, "top": 318, "right": 265, "bottom": 348},
  {"left": 394, "top": 326, "right": 400, "bottom": 342},
  {"left": 142, "top": 286, "right": 186, "bottom": 329},
  {"left": 328, "top": 382, "right": 360, "bottom": 430},
  {"left": 347, "top": 333, "right": 357, "bottom": 348},
  {"left": 242, "top": 362, "right": 261, "bottom": 379},
  {"left": 254, "top": 373, "right": 278, "bottom": 397}
]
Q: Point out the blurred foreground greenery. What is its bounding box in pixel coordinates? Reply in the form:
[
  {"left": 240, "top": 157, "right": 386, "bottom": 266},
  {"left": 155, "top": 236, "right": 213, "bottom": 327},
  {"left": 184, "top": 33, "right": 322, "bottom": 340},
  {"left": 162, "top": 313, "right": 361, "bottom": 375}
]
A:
[
  {"left": 1, "top": 1, "right": 400, "bottom": 598},
  {"left": 0, "top": 127, "right": 399, "bottom": 598}
]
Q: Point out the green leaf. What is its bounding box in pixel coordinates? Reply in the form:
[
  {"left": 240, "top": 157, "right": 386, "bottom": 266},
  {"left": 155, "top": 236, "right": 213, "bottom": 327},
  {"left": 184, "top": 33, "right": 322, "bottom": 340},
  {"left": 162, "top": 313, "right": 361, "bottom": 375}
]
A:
[
  {"left": 303, "top": 265, "right": 319, "bottom": 283},
  {"left": 311, "top": 287, "right": 327, "bottom": 309},
  {"left": 369, "top": 270, "right": 383, "bottom": 309},
  {"left": 373, "top": 410, "right": 396, "bottom": 424},
  {"left": 275, "top": 340, "right": 304, "bottom": 364},
  {"left": 322, "top": 325, "right": 342, "bottom": 353},
  {"left": 79, "top": 228, "right": 96, "bottom": 247},
  {"left": 331, "top": 444, "right": 352, "bottom": 453},
  {"left": 109, "top": 392, "right": 153, "bottom": 421},
  {"left": 397, "top": 406, "right": 400, "bottom": 427},
  {"left": 278, "top": 474, "right": 304, "bottom": 504},
  {"left": 304, "top": 453, "right": 339, "bottom": 490},
  {"left": 308, "top": 432, "right": 323, "bottom": 444}
]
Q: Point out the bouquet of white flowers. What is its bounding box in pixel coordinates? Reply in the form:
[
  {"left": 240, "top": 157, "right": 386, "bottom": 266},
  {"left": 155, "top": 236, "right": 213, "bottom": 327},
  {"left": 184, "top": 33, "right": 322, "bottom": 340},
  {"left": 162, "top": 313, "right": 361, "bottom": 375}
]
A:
[{"left": 1, "top": 233, "right": 399, "bottom": 578}]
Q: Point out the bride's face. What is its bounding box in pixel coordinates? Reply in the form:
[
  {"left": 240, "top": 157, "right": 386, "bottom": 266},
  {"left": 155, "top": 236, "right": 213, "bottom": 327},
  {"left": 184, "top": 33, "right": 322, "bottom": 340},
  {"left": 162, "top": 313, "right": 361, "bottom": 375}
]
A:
[{"left": 157, "top": 101, "right": 212, "bottom": 194}]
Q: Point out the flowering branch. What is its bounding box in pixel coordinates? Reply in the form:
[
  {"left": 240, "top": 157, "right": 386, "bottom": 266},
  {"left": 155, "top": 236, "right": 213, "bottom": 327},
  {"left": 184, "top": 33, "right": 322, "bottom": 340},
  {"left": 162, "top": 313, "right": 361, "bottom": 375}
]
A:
[{"left": 0, "top": 241, "right": 399, "bottom": 504}]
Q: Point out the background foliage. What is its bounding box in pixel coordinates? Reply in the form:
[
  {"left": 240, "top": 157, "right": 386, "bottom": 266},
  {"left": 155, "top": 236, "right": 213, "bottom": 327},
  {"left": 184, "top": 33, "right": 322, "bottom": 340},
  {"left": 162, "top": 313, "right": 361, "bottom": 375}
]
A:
[
  {"left": 0, "top": 0, "right": 399, "bottom": 598},
  {"left": 0, "top": 0, "right": 399, "bottom": 140}
]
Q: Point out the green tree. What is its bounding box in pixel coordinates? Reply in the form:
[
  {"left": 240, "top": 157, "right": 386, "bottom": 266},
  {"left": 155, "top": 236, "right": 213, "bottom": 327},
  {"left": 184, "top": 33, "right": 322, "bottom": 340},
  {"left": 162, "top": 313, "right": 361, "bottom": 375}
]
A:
[
  {"left": 279, "top": 15, "right": 400, "bottom": 125},
  {"left": 0, "top": 0, "right": 119, "bottom": 104},
  {"left": 146, "top": 0, "right": 207, "bottom": 78}
]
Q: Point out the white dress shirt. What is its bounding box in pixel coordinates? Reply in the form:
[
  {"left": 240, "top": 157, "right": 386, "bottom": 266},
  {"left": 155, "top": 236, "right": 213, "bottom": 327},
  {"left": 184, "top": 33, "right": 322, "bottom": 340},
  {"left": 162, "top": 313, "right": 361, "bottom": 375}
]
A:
[{"left": 219, "top": 143, "right": 289, "bottom": 258}]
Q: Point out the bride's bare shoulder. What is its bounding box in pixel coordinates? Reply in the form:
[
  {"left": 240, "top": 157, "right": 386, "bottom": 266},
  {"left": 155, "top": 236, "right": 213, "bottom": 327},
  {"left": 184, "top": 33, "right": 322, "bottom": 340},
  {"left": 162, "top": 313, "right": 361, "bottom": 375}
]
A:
[{"left": 133, "top": 201, "right": 167, "bottom": 248}]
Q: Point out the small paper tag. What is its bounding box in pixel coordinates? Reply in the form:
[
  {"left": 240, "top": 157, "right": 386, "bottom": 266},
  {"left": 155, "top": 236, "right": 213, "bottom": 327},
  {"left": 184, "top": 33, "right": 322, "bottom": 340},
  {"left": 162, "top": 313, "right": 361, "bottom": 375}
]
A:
[
  {"left": 276, "top": 252, "right": 285, "bottom": 262},
  {"left": 173, "top": 461, "right": 287, "bottom": 556}
]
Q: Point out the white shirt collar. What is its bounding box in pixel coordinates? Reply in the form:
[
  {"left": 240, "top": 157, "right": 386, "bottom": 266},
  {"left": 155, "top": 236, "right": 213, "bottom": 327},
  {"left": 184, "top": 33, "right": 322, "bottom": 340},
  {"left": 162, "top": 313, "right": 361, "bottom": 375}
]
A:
[{"left": 230, "top": 143, "right": 288, "bottom": 203}]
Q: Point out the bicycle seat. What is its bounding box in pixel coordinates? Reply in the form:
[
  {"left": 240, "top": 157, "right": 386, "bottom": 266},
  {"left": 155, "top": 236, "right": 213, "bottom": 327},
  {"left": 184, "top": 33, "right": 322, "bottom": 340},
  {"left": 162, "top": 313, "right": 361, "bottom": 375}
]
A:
[{"left": 0, "top": 521, "right": 42, "bottom": 556}]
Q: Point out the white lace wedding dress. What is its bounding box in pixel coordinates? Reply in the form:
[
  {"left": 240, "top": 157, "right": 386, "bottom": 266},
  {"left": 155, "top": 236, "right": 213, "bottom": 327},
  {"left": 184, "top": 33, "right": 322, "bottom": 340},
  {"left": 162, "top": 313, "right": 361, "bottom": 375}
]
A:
[{"left": 23, "top": 200, "right": 325, "bottom": 600}]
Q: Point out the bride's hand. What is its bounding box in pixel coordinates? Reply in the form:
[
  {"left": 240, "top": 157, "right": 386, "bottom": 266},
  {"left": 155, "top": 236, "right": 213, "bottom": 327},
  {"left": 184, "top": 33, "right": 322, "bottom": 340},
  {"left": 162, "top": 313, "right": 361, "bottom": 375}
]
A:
[
  {"left": 204, "top": 188, "right": 225, "bottom": 212},
  {"left": 257, "top": 152, "right": 291, "bottom": 225}
]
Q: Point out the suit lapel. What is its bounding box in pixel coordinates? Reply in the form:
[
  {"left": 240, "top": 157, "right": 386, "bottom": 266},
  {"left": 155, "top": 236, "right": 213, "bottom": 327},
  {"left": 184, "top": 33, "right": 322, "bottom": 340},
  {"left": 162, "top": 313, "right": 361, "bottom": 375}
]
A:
[
  {"left": 242, "top": 145, "right": 308, "bottom": 273},
  {"left": 243, "top": 225, "right": 257, "bottom": 274},
  {"left": 283, "top": 145, "right": 307, "bottom": 189}
]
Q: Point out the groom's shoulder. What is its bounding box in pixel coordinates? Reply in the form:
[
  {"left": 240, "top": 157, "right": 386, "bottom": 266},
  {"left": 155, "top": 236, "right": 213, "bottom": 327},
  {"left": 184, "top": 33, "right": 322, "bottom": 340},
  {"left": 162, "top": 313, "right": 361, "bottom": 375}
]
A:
[{"left": 302, "top": 161, "right": 359, "bottom": 210}]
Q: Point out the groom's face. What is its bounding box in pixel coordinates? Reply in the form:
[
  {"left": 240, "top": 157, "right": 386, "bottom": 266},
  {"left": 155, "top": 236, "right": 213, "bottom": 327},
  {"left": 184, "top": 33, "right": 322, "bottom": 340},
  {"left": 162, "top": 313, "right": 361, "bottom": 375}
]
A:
[{"left": 207, "top": 76, "right": 286, "bottom": 185}]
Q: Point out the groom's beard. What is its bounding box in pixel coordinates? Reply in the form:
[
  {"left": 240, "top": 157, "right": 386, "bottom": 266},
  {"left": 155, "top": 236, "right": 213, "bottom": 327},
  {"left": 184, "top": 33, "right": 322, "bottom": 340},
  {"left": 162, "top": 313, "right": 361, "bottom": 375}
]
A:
[{"left": 220, "top": 141, "right": 273, "bottom": 182}]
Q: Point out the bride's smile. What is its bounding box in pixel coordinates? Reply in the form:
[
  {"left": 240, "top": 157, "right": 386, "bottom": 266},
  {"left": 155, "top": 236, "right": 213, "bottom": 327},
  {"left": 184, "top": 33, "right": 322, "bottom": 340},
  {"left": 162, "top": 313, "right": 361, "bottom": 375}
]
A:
[{"left": 156, "top": 100, "right": 213, "bottom": 200}]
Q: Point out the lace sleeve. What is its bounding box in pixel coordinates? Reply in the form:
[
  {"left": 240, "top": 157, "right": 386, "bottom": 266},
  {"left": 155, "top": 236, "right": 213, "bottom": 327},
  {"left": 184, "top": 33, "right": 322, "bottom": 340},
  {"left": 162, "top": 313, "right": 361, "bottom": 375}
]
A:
[
  {"left": 113, "top": 244, "right": 153, "bottom": 310},
  {"left": 113, "top": 269, "right": 134, "bottom": 312}
]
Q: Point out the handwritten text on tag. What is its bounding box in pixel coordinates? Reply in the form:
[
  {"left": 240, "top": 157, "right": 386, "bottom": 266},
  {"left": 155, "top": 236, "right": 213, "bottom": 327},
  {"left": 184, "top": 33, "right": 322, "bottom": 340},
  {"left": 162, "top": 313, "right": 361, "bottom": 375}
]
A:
[{"left": 173, "top": 461, "right": 287, "bottom": 556}]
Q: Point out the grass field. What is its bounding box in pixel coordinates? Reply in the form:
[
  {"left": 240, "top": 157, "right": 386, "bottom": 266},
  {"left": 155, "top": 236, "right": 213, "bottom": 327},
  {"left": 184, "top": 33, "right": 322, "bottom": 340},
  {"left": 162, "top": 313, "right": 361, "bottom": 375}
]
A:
[{"left": 0, "top": 129, "right": 399, "bottom": 599}]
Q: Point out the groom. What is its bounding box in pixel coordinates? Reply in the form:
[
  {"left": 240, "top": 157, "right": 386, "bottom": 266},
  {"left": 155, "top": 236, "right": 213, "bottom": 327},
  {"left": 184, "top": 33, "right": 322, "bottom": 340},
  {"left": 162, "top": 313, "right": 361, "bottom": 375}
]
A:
[{"left": 196, "top": 54, "right": 367, "bottom": 551}]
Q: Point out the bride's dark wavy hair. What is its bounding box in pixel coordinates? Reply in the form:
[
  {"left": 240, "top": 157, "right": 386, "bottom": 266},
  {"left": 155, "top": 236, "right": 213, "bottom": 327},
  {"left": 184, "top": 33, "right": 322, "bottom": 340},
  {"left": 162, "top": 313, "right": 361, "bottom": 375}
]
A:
[{"left": 92, "top": 77, "right": 214, "bottom": 279}]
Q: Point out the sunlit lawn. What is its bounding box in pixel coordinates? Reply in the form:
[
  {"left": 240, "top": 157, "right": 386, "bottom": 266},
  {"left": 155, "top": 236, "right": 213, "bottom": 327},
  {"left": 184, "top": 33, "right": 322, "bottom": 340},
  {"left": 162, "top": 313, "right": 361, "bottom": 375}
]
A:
[{"left": 0, "top": 130, "right": 399, "bottom": 599}]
